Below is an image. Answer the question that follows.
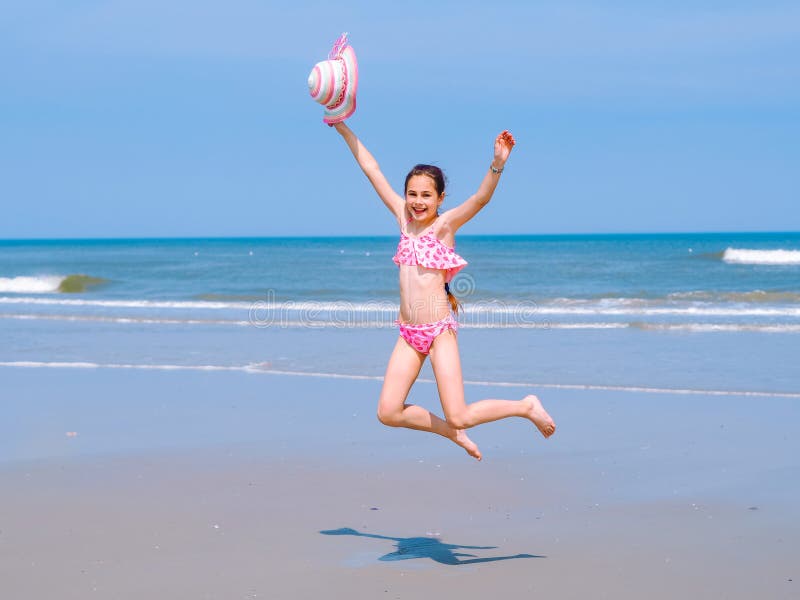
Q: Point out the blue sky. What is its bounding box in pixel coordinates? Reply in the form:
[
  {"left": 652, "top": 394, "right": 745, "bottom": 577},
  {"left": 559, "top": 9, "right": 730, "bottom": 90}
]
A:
[{"left": 2, "top": 0, "right": 798, "bottom": 238}]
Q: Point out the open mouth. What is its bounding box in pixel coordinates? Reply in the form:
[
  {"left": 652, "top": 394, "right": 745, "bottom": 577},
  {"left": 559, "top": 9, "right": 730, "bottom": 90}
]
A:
[{"left": 411, "top": 206, "right": 427, "bottom": 216}]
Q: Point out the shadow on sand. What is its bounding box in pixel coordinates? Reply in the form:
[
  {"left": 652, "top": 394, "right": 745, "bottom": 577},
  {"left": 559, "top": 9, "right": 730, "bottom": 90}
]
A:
[{"left": 320, "top": 527, "right": 544, "bottom": 565}]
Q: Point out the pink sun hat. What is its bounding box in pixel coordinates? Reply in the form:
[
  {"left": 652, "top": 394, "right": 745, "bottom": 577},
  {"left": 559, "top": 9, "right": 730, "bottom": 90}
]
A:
[{"left": 307, "top": 32, "right": 358, "bottom": 125}]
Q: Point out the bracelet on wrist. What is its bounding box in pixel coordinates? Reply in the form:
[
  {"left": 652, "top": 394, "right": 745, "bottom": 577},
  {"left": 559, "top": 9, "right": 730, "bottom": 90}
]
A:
[{"left": 490, "top": 164, "right": 504, "bottom": 174}]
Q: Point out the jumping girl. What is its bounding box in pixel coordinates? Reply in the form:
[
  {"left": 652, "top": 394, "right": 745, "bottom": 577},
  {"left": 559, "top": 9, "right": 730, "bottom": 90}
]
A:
[{"left": 333, "top": 122, "right": 556, "bottom": 460}]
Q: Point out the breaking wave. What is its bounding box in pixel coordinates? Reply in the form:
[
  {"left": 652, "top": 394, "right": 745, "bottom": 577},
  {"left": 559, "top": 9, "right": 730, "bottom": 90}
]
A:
[
  {"left": 0, "top": 274, "right": 107, "bottom": 294},
  {"left": 722, "top": 248, "right": 800, "bottom": 265}
]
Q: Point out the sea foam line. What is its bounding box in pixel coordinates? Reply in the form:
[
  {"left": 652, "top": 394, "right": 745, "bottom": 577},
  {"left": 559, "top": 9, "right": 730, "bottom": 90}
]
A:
[
  {"left": 3, "top": 295, "right": 800, "bottom": 318},
  {"left": 4, "top": 312, "right": 800, "bottom": 332},
  {"left": 0, "top": 313, "right": 253, "bottom": 326},
  {"left": 723, "top": 247, "right": 800, "bottom": 265},
  {"left": 0, "top": 296, "right": 257, "bottom": 310},
  {"left": 1, "top": 360, "right": 798, "bottom": 399},
  {"left": 0, "top": 276, "right": 64, "bottom": 294},
  {"left": 0, "top": 274, "right": 107, "bottom": 294},
  {"left": 0, "top": 312, "right": 602, "bottom": 329}
]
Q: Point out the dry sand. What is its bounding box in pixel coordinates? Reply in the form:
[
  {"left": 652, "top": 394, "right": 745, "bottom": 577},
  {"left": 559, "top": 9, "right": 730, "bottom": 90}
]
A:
[{"left": 1, "top": 367, "right": 797, "bottom": 599}]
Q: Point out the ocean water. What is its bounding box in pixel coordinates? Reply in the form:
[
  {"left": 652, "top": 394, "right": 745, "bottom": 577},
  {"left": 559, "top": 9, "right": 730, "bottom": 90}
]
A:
[{"left": 1, "top": 233, "right": 799, "bottom": 397}]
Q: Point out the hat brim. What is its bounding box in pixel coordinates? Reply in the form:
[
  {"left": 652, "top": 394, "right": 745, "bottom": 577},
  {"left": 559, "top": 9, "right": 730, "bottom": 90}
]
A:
[{"left": 323, "top": 45, "right": 358, "bottom": 125}]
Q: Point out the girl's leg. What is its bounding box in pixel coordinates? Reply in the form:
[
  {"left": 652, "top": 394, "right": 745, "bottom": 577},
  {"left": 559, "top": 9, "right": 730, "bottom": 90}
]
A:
[
  {"left": 378, "top": 336, "right": 482, "bottom": 460},
  {"left": 428, "top": 330, "right": 556, "bottom": 437}
]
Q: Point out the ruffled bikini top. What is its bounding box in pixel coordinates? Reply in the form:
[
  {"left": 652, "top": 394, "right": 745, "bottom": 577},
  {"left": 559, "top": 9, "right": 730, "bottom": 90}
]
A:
[{"left": 392, "top": 221, "right": 467, "bottom": 283}]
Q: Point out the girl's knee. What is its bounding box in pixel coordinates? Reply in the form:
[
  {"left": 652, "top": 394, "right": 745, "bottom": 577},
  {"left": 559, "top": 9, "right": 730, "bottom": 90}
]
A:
[
  {"left": 377, "top": 406, "right": 402, "bottom": 427},
  {"left": 445, "top": 411, "right": 471, "bottom": 430}
]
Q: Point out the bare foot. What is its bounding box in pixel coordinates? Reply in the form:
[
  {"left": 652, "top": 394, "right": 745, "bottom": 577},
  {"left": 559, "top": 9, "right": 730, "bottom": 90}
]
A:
[
  {"left": 454, "top": 429, "right": 482, "bottom": 461},
  {"left": 523, "top": 395, "right": 556, "bottom": 438}
]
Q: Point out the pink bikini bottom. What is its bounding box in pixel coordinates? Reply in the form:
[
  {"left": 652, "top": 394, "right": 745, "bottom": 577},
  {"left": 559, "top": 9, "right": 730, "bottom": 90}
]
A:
[{"left": 396, "top": 313, "right": 458, "bottom": 355}]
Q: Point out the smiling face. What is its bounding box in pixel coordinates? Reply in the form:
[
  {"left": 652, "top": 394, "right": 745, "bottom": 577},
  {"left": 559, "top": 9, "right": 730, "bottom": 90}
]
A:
[{"left": 405, "top": 174, "right": 444, "bottom": 224}]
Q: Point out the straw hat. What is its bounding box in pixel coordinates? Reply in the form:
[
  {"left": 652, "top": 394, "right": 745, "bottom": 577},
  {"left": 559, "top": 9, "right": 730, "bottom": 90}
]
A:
[{"left": 307, "top": 33, "right": 358, "bottom": 125}]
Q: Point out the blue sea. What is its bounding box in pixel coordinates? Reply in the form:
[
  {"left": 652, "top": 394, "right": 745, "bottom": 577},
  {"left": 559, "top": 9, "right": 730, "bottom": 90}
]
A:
[{"left": 1, "top": 232, "right": 799, "bottom": 398}]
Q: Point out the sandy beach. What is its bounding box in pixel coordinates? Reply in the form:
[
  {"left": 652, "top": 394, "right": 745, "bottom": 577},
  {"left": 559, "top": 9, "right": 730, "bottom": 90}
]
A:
[{"left": 1, "top": 366, "right": 797, "bottom": 599}]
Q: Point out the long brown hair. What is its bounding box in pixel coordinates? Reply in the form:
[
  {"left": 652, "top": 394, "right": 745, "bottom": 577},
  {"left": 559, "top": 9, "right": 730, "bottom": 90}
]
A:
[{"left": 444, "top": 282, "right": 462, "bottom": 315}]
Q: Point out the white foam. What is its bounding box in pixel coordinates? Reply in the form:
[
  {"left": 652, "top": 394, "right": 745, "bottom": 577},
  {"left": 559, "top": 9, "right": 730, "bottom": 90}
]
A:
[
  {"left": 463, "top": 321, "right": 627, "bottom": 330},
  {"left": 0, "top": 313, "right": 253, "bottom": 326},
  {"left": 634, "top": 322, "right": 800, "bottom": 333},
  {"left": 4, "top": 312, "right": 800, "bottom": 333},
  {"left": 536, "top": 303, "right": 800, "bottom": 317},
  {"left": 0, "top": 276, "right": 64, "bottom": 294},
  {"left": 667, "top": 290, "right": 800, "bottom": 303},
  {"left": 0, "top": 296, "right": 254, "bottom": 310},
  {"left": 0, "top": 296, "right": 404, "bottom": 314},
  {"left": 0, "top": 360, "right": 242, "bottom": 372},
  {"left": 0, "top": 312, "right": 621, "bottom": 330},
  {"left": 1, "top": 360, "right": 799, "bottom": 399},
  {"left": 722, "top": 247, "right": 800, "bottom": 265},
  {"left": 3, "top": 294, "right": 800, "bottom": 319}
]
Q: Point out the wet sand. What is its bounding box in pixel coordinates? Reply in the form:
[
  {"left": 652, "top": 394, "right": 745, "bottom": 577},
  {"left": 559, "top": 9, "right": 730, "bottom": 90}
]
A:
[{"left": 1, "top": 367, "right": 798, "bottom": 599}]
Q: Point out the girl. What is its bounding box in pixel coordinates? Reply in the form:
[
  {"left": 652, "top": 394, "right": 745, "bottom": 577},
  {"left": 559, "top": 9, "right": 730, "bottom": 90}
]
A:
[{"left": 333, "top": 122, "right": 556, "bottom": 460}]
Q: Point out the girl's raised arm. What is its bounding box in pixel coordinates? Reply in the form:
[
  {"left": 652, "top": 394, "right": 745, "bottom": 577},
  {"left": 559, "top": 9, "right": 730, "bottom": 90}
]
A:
[
  {"left": 333, "top": 122, "right": 405, "bottom": 222},
  {"left": 442, "top": 130, "right": 516, "bottom": 233}
]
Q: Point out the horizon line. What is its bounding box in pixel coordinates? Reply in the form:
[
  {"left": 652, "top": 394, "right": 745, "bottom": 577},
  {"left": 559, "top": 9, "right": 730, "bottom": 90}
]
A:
[{"left": 2, "top": 230, "right": 800, "bottom": 243}]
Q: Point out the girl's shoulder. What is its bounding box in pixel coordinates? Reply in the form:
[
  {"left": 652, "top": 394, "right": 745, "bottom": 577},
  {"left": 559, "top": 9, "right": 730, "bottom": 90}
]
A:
[
  {"left": 434, "top": 211, "right": 458, "bottom": 238},
  {"left": 430, "top": 213, "right": 457, "bottom": 248}
]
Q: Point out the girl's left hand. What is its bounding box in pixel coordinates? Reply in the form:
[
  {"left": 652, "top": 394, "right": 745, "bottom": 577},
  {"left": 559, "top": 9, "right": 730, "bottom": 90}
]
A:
[{"left": 494, "top": 130, "right": 516, "bottom": 165}]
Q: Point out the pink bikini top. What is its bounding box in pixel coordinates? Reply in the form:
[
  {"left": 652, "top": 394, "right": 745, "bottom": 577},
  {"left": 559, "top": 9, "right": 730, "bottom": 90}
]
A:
[{"left": 392, "top": 222, "right": 467, "bottom": 283}]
